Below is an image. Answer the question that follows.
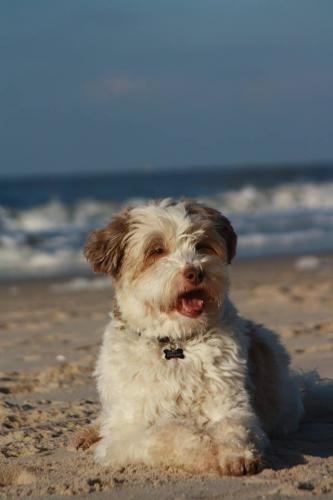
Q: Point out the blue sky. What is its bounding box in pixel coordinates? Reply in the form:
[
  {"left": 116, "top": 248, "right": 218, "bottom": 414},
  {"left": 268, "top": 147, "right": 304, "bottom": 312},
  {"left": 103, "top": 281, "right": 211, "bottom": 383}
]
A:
[{"left": 1, "top": 0, "right": 333, "bottom": 177}]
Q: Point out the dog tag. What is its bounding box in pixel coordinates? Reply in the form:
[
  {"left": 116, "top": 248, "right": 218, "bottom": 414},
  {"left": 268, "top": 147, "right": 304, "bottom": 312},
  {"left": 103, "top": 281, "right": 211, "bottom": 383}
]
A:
[{"left": 164, "top": 348, "right": 185, "bottom": 360}]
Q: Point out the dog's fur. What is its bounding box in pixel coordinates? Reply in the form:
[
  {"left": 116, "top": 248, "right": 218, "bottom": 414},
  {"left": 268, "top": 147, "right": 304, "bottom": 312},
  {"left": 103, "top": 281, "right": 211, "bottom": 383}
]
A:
[{"left": 82, "top": 198, "right": 306, "bottom": 475}]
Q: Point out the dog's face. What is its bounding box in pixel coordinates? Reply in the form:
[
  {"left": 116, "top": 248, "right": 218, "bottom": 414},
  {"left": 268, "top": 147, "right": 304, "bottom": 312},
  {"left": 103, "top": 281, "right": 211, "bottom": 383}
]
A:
[{"left": 84, "top": 199, "right": 237, "bottom": 336}]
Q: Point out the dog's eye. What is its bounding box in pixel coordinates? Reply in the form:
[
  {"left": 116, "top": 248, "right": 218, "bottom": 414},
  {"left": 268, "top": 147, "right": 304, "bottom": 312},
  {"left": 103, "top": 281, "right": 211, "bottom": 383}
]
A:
[
  {"left": 142, "top": 244, "right": 167, "bottom": 270},
  {"left": 149, "top": 247, "right": 165, "bottom": 256},
  {"left": 196, "top": 243, "right": 215, "bottom": 255}
]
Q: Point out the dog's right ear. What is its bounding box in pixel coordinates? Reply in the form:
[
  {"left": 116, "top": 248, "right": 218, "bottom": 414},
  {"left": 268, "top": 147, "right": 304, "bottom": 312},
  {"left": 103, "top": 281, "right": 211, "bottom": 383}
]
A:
[{"left": 84, "top": 212, "right": 130, "bottom": 277}]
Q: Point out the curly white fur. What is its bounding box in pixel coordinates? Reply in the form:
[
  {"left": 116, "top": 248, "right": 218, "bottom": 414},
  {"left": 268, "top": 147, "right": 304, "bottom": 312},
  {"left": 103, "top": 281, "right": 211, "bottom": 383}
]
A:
[{"left": 85, "top": 199, "right": 304, "bottom": 475}]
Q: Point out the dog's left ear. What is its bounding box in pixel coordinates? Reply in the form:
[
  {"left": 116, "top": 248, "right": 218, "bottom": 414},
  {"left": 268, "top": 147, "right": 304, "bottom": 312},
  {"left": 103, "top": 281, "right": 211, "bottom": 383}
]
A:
[
  {"left": 84, "top": 211, "right": 130, "bottom": 277},
  {"left": 185, "top": 201, "right": 237, "bottom": 263}
]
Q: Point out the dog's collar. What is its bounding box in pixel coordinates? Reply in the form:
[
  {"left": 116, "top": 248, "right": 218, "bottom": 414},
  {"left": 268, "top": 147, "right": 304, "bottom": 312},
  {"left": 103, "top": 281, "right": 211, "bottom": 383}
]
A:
[{"left": 111, "top": 301, "right": 193, "bottom": 360}]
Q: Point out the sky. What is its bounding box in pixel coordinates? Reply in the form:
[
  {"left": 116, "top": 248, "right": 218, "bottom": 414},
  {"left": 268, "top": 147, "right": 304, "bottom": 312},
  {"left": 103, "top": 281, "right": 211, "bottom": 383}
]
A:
[{"left": 1, "top": 0, "right": 333, "bottom": 177}]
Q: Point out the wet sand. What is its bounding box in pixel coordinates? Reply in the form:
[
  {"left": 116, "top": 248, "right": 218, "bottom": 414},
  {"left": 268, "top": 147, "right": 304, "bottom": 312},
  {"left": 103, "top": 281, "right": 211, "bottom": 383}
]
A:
[{"left": 1, "top": 255, "right": 333, "bottom": 498}]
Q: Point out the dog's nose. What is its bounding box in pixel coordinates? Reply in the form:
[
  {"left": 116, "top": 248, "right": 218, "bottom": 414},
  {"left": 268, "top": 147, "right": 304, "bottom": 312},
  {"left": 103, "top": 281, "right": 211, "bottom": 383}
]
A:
[{"left": 183, "top": 265, "right": 204, "bottom": 285}]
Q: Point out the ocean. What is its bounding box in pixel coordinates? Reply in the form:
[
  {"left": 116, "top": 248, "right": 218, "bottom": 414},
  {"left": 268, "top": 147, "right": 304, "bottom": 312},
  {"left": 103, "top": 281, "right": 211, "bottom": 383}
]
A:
[{"left": 1, "top": 164, "right": 333, "bottom": 279}]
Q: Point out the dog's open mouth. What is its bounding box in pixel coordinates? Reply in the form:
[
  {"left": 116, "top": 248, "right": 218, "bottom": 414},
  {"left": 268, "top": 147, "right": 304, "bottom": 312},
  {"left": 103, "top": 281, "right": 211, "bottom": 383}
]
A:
[{"left": 176, "top": 288, "right": 206, "bottom": 317}]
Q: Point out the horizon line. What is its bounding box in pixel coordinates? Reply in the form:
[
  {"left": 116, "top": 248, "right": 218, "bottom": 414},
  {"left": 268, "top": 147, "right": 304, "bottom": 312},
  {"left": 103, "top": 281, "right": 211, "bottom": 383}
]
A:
[{"left": 1, "top": 159, "right": 333, "bottom": 182}]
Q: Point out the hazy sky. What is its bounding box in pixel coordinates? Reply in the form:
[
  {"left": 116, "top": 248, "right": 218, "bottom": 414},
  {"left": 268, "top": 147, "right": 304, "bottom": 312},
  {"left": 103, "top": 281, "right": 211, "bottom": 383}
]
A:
[{"left": 1, "top": 1, "right": 333, "bottom": 177}]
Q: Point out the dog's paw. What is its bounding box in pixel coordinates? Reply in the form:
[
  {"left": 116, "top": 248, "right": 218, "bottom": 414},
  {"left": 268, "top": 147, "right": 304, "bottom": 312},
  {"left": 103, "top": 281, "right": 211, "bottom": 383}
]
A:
[
  {"left": 218, "top": 448, "right": 263, "bottom": 476},
  {"left": 69, "top": 426, "right": 100, "bottom": 451}
]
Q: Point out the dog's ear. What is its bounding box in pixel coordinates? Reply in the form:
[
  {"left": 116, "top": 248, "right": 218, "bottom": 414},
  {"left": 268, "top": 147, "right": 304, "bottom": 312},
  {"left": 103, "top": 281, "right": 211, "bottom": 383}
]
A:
[
  {"left": 184, "top": 200, "right": 237, "bottom": 263},
  {"left": 84, "top": 212, "right": 130, "bottom": 276}
]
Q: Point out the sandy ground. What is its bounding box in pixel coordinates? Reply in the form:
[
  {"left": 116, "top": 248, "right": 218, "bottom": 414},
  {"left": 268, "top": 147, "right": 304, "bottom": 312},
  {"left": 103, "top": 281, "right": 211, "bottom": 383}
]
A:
[{"left": 0, "top": 255, "right": 333, "bottom": 498}]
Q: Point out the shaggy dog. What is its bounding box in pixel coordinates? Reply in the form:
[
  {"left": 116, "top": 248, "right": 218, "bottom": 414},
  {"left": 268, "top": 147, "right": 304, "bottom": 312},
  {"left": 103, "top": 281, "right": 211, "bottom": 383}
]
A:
[{"left": 78, "top": 198, "right": 306, "bottom": 476}]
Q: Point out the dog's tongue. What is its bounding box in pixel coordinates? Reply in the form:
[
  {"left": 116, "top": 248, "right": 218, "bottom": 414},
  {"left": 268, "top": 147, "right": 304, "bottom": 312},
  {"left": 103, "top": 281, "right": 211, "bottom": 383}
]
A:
[{"left": 179, "top": 296, "right": 204, "bottom": 317}]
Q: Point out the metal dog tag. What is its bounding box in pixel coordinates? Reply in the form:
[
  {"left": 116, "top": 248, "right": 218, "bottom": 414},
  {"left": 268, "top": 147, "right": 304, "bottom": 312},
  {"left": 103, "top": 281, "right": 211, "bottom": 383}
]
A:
[{"left": 164, "top": 348, "right": 185, "bottom": 360}]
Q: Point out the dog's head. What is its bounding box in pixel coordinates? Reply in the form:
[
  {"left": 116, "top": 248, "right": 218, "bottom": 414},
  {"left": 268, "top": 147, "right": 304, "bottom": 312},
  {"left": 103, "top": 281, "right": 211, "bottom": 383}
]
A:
[{"left": 84, "top": 199, "right": 237, "bottom": 337}]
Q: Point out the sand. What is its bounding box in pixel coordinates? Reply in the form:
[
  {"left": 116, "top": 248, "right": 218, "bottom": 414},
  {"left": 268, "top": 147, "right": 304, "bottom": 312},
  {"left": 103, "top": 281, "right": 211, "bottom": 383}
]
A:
[{"left": 0, "top": 255, "right": 333, "bottom": 498}]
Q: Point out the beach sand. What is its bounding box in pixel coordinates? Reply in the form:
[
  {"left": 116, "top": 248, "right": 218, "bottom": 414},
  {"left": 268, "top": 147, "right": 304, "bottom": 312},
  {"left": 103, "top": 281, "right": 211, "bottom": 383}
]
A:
[{"left": 1, "top": 255, "right": 333, "bottom": 498}]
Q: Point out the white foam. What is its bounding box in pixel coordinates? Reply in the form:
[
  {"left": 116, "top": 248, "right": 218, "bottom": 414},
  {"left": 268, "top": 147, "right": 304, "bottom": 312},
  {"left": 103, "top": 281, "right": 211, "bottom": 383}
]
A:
[
  {"left": 0, "top": 236, "right": 85, "bottom": 278},
  {"left": 216, "top": 181, "right": 333, "bottom": 213},
  {"left": 1, "top": 199, "right": 119, "bottom": 233},
  {"left": 3, "top": 200, "right": 69, "bottom": 232},
  {"left": 238, "top": 227, "right": 333, "bottom": 257},
  {"left": 295, "top": 256, "right": 321, "bottom": 271}
]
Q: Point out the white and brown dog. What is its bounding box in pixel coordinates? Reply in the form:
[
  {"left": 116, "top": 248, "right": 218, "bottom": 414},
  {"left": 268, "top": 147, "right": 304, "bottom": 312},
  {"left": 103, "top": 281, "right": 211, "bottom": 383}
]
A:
[{"left": 81, "top": 198, "right": 305, "bottom": 476}]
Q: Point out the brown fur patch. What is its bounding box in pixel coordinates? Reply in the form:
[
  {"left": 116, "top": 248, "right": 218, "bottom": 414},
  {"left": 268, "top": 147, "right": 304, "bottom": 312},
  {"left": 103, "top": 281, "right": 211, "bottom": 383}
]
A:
[
  {"left": 195, "top": 228, "right": 227, "bottom": 260},
  {"left": 140, "top": 233, "right": 169, "bottom": 273},
  {"left": 218, "top": 448, "right": 263, "bottom": 476},
  {"left": 184, "top": 200, "right": 237, "bottom": 263},
  {"left": 247, "top": 327, "right": 281, "bottom": 434},
  {"left": 70, "top": 425, "right": 100, "bottom": 451},
  {"left": 84, "top": 211, "right": 131, "bottom": 277}
]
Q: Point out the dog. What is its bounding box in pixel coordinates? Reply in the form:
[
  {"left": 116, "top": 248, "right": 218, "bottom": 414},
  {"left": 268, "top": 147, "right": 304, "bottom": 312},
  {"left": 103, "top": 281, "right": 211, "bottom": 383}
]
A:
[{"left": 78, "top": 198, "right": 307, "bottom": 476}]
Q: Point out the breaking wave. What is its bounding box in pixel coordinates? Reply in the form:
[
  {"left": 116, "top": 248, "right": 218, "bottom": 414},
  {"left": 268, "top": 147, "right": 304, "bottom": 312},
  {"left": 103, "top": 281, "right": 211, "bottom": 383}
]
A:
[{"left": 1, "top": 181, "right": 332, "bottom": 279}]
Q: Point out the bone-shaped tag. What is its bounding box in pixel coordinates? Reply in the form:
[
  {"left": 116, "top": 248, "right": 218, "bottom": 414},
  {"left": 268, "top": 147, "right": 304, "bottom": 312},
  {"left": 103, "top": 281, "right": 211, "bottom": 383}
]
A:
[{"left": 164, "top": 348, "right": 185, "bottom": 360}]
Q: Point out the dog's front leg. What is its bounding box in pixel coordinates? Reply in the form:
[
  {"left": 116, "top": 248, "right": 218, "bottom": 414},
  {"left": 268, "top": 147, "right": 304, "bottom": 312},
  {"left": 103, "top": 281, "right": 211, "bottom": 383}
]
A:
[
  {"left": 208, "top": 410, "right": 267, "bottom": 475},
  {"left": 95, "top": 421, "right": 220, "bottom": 473}
]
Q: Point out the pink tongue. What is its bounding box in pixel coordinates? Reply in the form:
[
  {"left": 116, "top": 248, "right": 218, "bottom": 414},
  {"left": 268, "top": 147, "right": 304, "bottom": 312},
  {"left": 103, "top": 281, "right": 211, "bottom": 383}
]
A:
[{"left": 181, "top": 297, "right": 204, "bottom": 315}]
